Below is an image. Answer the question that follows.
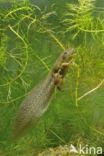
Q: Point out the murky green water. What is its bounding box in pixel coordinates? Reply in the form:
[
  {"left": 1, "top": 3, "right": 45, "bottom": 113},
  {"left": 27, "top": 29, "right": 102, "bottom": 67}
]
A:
[{"left": 0, "top": 0, "right": 104, "bottom": 155}]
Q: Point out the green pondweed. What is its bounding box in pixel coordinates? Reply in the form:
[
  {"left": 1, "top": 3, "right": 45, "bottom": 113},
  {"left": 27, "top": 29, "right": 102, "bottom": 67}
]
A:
[
  {"left": 0, "top": 1, "right": 104, "bottom": 155},
  {"left": 0, "top": 2, "right": 58, "bottom": 104},
  {"left": 63, "top": 0, "right": 104, "bottom": 43}
]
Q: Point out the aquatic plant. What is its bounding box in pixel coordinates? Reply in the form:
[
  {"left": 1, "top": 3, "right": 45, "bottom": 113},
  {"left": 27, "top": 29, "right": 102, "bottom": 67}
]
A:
[
  {"left": 63, "top": 0, "right": 104, "bottom": 45},
  {"left": 0, "top": 1, "right": 57, "bottom": 104},
  {"left": 0, "top": 0, "right": 104, "bottom": 155},
  {"left": 0, "top": 35, "right": 7, "bottom": 67}
]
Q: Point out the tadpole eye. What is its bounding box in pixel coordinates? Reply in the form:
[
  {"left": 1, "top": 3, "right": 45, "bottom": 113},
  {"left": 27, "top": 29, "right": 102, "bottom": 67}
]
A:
[{"left": 63, "top": 51, "right": 68, "bottom": 59}]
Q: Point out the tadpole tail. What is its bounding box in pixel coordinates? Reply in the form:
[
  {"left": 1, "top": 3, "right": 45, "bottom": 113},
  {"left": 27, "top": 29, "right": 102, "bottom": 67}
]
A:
[{"left": 13, "top": 74, "right": 55, "bottom": 139}]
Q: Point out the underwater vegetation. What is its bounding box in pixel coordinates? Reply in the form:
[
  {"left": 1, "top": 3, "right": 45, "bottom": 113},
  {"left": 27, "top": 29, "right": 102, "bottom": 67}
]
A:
[{"left": 0, "top": 0, "right": 104, "bottom": 155}]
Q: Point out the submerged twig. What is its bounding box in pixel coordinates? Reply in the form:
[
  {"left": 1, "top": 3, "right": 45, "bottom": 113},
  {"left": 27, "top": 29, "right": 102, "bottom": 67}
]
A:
[
  {"left": 49, "top": 128, "right": 66, "bottom": 144},
  {"left": 78, "top": 79, "right": 104, "bottom": 101},
  {"left": 46, "top": 29, "right": 65, "bottom": 51}
]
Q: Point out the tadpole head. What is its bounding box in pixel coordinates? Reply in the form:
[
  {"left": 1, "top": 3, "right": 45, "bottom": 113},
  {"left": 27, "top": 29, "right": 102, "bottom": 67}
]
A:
[{"left": 62, "top": 48, "right": 75, "bottom": 62}]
